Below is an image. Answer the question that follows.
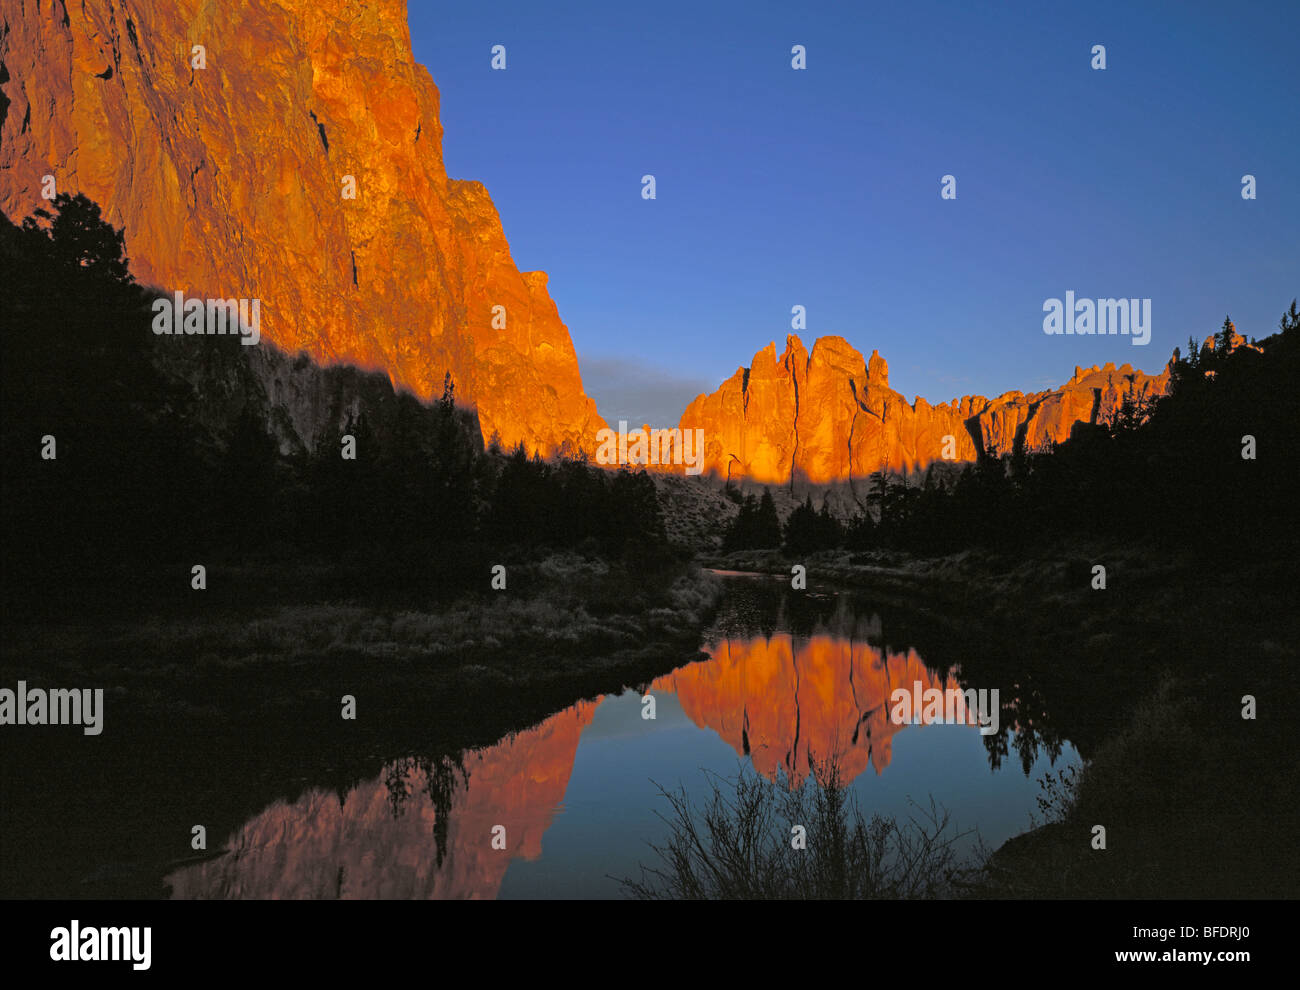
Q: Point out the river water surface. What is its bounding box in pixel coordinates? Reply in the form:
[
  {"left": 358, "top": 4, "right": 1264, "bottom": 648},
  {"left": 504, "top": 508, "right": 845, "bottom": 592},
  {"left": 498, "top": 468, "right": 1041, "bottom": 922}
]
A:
[{"left": 166, "top": 573, "right": 1079, "bottom": 898}]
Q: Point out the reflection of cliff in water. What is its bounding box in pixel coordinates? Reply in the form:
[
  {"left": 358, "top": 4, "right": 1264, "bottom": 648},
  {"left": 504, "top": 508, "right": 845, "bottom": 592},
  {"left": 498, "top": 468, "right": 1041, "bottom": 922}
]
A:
[
  {"left": 653, "top": 615, "right": 974, "bottom": 786},
  {"left": 703, "top": 582, "right": 1072, "bottom": 778},
  {"left": 166, "top": 700, "right": 598, "bottom": 899}
]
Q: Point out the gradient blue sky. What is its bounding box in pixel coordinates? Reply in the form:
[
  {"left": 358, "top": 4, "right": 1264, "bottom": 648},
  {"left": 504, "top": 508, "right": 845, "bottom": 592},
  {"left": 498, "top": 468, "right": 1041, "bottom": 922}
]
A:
[{"left": 409, "top": 0, "right": 1298, "bottom": 426}]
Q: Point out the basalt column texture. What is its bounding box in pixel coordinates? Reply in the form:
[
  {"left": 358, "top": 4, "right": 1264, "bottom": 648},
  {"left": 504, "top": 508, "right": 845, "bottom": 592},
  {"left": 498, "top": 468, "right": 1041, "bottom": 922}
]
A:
[{"left": 0, "top": 0, "right": 607, "bottom": 454}]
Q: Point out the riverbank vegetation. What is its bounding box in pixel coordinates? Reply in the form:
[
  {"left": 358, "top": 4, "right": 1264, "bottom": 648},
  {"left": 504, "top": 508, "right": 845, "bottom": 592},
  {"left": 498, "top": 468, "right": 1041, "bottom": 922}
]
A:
[{"left": 621, "top": 758, "right": 989, "bottom": 899}]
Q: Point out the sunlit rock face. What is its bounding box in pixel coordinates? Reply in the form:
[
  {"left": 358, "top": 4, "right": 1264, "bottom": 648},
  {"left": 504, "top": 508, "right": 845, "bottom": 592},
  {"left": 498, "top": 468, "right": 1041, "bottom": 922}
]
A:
[
  {"left": 0, "top": 0, "right": 606, "bottom": 454},
  {"left": 678, "top": 335, "right": 1172, "bottom": 485},
  {"left": 652, "top": 630, "right": 971, "bottom": 785},
  {"left": 165, "top": 700, "right": 598, "bottom": 899}
]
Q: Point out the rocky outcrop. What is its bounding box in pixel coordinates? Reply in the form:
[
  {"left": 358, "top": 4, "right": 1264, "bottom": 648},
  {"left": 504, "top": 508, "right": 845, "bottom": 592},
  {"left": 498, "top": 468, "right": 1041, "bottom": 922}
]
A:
[
  {"left": 678, "top": 335, "right": 1172, "bottom": 486},
  {"left": 0, "top": 0, "right": 606, "bottom": 454}
]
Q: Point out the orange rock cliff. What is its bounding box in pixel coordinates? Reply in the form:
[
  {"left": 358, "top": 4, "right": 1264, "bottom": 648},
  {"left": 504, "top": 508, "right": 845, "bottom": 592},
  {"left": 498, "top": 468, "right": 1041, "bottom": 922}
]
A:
[
  {"left": 0, "top": 0, "right": 606, "bottom": 455},
  {"left": 677, "top": 335, "right": 1172, "bottom": 486}
]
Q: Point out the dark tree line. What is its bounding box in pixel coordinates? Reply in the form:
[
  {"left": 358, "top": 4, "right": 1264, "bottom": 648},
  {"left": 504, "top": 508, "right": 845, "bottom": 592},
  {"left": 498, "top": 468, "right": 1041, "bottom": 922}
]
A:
[
  {"left": 721, "top": 488, "right": 781, "bottom": 551},
  {"left": 722, "top": 303, "right": 1300, "bottom": 565},
  {"left": 1, "top": 194, "right": 671, "bottom": 611}
]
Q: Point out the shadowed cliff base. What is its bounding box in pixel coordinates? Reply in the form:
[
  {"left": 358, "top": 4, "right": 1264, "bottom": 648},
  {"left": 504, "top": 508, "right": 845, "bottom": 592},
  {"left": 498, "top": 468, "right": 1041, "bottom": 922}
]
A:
[{"left": 0, "top": 195, "right": 679, "bottom": 623}]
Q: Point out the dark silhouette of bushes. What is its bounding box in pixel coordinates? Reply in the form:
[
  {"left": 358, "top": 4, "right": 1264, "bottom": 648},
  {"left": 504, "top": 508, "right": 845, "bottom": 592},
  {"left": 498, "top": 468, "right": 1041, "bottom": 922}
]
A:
[
  {"left": 620, "top": 757, "right": 987, "bottom": 899},
  {"left": 721, "top": 488, "right": 782, "bottom": 551}
]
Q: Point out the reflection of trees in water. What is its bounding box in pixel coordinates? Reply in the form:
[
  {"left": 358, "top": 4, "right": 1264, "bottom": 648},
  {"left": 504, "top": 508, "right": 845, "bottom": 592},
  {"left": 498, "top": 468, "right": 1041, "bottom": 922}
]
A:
[
  {"left": 706, "top": 582, "right": 888, "bottom": 647},
  {"left": 982, "top": 704, "right": 1066, "bottom": 776},
  {"left": 383, "top": 752, "right": 469, "bottom": 868},
  {"left": 707, "top": 580, "right": 1086, "bottom": 776},
  {"left": 706, "top": 579, "right": 858, "bottom": 641},
  {"left": 961, "top": 637, "right": 1126, "bottom": 771}
]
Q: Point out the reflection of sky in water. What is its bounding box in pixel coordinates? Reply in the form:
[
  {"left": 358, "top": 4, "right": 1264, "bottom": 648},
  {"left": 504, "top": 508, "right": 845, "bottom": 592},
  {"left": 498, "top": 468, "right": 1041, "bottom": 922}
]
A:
[{"left": 499, "top": 687, "right": 1077, "bottom": 899}]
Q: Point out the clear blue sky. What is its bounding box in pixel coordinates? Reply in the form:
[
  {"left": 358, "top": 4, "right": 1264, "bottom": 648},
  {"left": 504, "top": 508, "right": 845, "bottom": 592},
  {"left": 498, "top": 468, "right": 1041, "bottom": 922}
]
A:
[{"left": 409, "top": 0, "right": 1298, "bottom": 427}]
